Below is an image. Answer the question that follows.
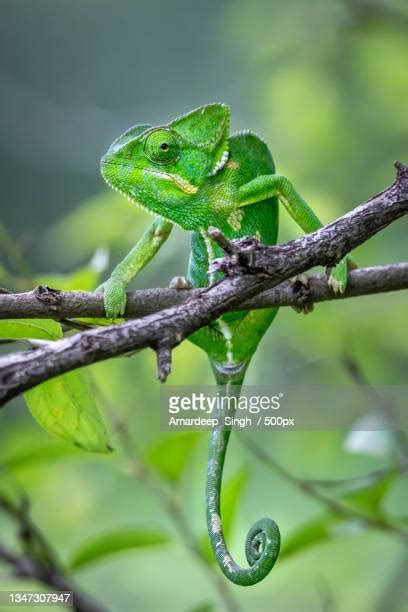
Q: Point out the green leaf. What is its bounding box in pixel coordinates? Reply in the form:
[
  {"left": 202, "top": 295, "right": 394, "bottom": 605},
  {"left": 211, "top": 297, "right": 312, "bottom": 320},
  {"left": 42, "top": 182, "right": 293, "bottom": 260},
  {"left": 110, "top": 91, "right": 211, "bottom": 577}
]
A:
[
  {"left": 0, "top": 319, "right": 62, "bottom": 340},
  {"left": 280, "top": 477, "right": 396, "bottom": 562},
  {"left": 280, "top": 514, "right": 338, "bottom": 561},
  {"left": 279, "top": 477, "right": 396, "bottom": 561},
  {"left": 68, "top": 529, "right": 169, "bottom": 570},
  {"left": 24, "top": 371, "right": 112, "bottom": 453},
  {"left": 146, "top": 432, "right": 200, "bottom": 481},
  {"left": 341, "top": 476, "right": 395, "bottom": 518}
]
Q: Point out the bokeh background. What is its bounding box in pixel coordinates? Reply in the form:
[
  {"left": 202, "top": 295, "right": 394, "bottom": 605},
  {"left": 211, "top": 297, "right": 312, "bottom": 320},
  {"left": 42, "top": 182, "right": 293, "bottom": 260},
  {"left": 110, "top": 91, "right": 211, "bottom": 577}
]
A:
[{"left": 0, "top": 1, "right": 407, "bottom": 610}]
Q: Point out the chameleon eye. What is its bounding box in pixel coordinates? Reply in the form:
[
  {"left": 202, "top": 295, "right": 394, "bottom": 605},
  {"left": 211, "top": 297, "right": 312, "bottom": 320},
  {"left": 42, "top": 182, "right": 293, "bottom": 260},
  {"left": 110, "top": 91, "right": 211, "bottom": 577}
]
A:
[{"left": 144, "top": 129, "right": 179, "bottom": 165}]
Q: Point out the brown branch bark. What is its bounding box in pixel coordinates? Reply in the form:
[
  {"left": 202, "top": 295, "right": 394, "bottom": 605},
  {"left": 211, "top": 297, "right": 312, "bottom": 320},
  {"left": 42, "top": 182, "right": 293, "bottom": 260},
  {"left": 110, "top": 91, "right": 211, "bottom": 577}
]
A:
[
  {"left": 0, "top": 263, "right": 406, "bottom": 320},
  {"left": 0, "top": 161, "right": 407, "bottom": 406}
]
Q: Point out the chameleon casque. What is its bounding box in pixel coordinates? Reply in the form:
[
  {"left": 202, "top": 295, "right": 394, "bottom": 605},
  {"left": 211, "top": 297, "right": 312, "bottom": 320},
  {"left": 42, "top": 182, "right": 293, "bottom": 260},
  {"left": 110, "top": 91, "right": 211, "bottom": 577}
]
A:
[{"left": 100, "top": 104, "right": 350, "bottom": 586}]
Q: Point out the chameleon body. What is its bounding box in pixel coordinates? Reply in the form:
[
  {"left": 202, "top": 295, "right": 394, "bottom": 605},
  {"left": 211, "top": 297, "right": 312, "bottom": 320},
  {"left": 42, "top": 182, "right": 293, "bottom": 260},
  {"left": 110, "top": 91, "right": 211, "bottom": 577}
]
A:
[{"left": 100, "top": 104, "right": 349, "bottom": 586}]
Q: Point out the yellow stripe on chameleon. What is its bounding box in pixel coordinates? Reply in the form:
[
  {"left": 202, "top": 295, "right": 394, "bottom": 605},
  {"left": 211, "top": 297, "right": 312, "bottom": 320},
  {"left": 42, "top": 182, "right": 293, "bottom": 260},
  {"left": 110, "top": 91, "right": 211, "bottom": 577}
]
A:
[{"left": 150, "top": 170, "right": 198, "bottom": 194}]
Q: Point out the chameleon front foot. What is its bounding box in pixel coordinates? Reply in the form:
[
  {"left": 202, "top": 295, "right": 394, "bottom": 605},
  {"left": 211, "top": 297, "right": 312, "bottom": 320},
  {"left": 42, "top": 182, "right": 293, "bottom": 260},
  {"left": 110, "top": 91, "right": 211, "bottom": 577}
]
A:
[{"left": 101, "top": 278, "right": 127, "bottom": 319}]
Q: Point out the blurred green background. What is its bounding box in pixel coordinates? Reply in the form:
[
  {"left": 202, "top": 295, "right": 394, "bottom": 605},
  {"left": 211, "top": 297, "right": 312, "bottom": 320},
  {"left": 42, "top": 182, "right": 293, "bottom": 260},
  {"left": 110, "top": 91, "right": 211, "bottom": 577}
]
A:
[{"left": 0, "top": 1, "right": 407, "bottom": 610}]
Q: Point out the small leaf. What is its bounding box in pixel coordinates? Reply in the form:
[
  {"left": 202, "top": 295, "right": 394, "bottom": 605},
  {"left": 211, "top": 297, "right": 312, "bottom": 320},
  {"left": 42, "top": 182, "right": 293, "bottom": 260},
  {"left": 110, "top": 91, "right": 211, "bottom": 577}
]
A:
[
  {"left": 279, "top": 478, "right": 395, "bottom": 561},
  {"left": 24, "top": 371, "right": 112, "bottom": 453},
  {"left": 0, "top": 319, "right": 62, "bottom": 340},
  {"left": 280, "top": 514, "right": 338, "bottom": 560},
  {"left": 341, "top": 475, "right": 395, "bottom": 518},
  {"left": 68, "top": 529, "right": 169, "bottom": 570},
  {"left": 147, "top": 432, "right": 200, "bottom": 481}
]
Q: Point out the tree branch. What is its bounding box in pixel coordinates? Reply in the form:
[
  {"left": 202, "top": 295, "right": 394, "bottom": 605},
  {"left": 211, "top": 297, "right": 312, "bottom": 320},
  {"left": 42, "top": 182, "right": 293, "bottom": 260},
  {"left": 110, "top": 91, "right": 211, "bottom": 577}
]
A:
[
  {"left": 0, "top": 494, "right": 105, "bottom": 612},
  {"left": 0, "top": 161, "right": 407, "bottom": 405},
  {"left": 0, "top": 263, "right": 407, "bottom": 320}
]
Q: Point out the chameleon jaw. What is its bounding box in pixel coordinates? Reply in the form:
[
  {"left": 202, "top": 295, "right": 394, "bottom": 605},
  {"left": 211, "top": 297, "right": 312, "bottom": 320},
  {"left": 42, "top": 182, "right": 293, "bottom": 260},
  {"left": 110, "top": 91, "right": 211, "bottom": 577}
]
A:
[
  {"left": 100, "top": 169, "right": 187, "bottom": 230},
  {"left": 101, "top": 160, "right": 199, "bottom": 228},
  {"left": 100, "top": 159, "right": 198, "bottom": 195}
]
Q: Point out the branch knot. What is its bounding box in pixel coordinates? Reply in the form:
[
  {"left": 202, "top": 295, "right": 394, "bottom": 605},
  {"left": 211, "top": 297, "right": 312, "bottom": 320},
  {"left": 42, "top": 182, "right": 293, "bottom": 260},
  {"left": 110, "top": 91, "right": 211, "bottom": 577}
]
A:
[
  {"left": 34, "top": 285, "right": 61, "bottom": 307},
  {"left": 208, "top": 228, "right": 269, "bottom": 278}
]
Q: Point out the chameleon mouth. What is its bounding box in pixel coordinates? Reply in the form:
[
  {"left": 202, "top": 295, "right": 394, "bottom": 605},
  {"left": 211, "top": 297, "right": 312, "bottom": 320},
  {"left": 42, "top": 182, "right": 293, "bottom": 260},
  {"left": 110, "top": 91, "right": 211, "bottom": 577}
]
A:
[
  {"left": 143, "top": 169, "right": 198, "bottom": 195},
  {"left": 100, "top": 159, "right": 198, "bottom": 195}
]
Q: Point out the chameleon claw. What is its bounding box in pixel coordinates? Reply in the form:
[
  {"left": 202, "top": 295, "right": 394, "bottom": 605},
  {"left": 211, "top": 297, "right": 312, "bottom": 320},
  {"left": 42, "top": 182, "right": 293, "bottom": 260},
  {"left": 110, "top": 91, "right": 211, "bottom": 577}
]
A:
[
  {"left": 290, "top": 274, "right": 314, "bottom": 314},
  {"left": 169, "top": 276, "right": 192, "bottom": 290},
  {"left": 291, "top": 273, "right": 309, "bottom": 287},
  {"left": 327, "top": 274, "right": 345, "bottom": 294},
  {"left": 328, "top": 260, "right": 348, "bottom": 295}
]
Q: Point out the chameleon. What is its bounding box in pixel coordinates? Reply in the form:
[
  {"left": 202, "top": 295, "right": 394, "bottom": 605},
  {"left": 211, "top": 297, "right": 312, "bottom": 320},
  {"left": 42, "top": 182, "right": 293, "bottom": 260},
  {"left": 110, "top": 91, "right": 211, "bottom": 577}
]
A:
[{"left": 99, "top": 103, "right": 351, "bottom": 586}]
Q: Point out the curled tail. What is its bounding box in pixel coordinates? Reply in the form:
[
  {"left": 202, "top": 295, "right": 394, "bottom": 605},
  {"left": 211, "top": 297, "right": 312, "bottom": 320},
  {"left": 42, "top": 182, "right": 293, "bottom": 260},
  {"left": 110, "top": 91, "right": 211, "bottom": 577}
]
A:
[{"left": 206, "top": 362, "right": 280, "bottom": 586}]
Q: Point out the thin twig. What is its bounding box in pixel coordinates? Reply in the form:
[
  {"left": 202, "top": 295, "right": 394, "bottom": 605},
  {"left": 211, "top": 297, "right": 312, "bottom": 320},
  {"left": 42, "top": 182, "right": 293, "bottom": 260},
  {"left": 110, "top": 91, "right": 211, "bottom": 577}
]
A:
[
  {"left": 341, "top": 355, "right": 408, "bottom": 460},
  {"left": 0, "top": 494, "right": 106, "bottom": 612},
  {"left": 302, "top": 463, "right": 408, "bottom": 492}
]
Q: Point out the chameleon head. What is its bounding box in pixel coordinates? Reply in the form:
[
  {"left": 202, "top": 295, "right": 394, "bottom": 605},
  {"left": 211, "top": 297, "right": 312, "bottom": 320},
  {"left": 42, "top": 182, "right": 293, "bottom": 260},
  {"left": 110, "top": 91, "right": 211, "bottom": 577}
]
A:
[{"left": 100, "top": 104, "right": 231, "bottom": 230}]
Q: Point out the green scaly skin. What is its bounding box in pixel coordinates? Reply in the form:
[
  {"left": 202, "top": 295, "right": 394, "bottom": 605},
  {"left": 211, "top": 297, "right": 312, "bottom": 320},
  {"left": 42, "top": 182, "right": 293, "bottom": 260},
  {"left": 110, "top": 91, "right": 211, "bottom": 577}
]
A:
[{"left": 100, "top": 104, "right": 351, "bottom": 586}]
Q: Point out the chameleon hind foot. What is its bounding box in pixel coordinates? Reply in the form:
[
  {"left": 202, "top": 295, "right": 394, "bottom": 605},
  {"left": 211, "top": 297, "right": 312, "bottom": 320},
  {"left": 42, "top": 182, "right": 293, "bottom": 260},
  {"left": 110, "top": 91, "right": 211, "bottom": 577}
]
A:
[
  {"left": 100, "top": 277, "right": 127, "bottom": 319},
  {"left": 169, "top": 276, "right": 192, "bottom": 290},
  {"left": 290, "top": 274, "right": 314, "bottom": 314},
  {"left": 328, "top": 258, "right": 348, "bottom": 294}
]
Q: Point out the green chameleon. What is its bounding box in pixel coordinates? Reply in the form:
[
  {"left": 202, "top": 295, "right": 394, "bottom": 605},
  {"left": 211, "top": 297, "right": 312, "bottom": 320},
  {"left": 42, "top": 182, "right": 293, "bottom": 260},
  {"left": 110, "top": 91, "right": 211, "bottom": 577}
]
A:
[{"left": 100, "top": 104, "right": 351, "bottom": 586}]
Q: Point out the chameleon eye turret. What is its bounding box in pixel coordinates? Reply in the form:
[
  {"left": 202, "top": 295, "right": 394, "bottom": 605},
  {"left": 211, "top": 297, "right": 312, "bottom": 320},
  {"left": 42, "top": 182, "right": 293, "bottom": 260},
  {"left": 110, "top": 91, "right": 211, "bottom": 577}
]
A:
[{"left": 144, "top": 128, "right": 180, "bottom": 165}]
